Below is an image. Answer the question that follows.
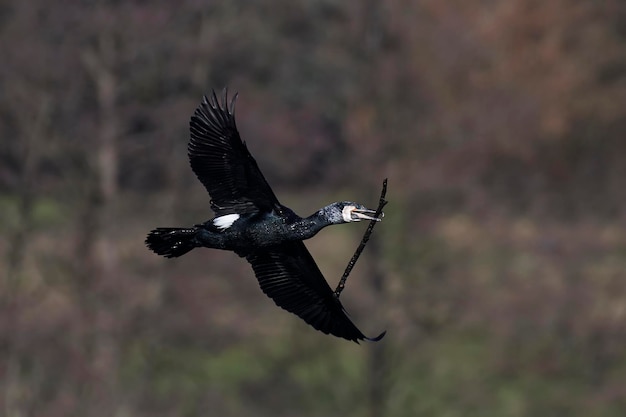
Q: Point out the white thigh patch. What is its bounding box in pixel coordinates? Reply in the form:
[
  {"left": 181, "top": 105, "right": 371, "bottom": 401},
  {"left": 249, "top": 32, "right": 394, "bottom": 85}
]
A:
[{"left": 213, "top": 214, "right": 240, "bottom": 230}]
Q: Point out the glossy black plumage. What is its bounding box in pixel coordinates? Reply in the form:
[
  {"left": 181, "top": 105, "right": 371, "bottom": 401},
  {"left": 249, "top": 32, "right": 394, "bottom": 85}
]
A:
[
  {"left": 146, "top": 89, "right": 384, "bottom": 343},
  {"left": 189, "top": 91, "right": 280, "bottom": 216},
  {"left": 247, "top": 242, "right": 384, "bottom": 341}
]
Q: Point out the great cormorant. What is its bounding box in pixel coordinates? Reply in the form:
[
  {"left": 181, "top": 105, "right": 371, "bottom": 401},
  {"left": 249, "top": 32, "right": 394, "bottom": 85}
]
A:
[{"left": 146, "top": 90, "right": 385, "bottom": 343}]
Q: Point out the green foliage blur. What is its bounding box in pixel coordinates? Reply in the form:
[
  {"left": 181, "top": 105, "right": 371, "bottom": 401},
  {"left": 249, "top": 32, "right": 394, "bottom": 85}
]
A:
[{"left": 2, "top": 1, "right": 626, "bottom": 416}]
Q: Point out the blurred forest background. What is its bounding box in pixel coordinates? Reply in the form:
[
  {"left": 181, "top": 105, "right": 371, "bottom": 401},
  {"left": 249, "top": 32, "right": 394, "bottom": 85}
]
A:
[{"left": 2, "top": 1, "right": 626, "bottom": 416}]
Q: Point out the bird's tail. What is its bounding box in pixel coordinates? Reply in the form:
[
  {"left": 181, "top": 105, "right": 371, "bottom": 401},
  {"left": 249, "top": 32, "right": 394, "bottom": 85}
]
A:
[{"left": 145, "top": 227, "right": 199, "bottom": 258}]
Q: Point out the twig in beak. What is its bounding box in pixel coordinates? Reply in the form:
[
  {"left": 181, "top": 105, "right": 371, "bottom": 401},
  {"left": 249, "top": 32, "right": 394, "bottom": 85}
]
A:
[{"left": 334, "top": 178, "right": 388, "bottom": 298}]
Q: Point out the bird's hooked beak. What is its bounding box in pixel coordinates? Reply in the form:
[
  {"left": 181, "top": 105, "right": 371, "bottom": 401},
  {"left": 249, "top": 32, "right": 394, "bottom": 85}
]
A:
[{"left": 348, "top": 206, "right": 383, "bottom": 222}]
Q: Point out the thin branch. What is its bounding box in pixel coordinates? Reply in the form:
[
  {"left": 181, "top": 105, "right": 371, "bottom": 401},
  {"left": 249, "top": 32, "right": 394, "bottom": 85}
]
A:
[{"left": 335, "top": 178, "right": 388, "bottom": 298}]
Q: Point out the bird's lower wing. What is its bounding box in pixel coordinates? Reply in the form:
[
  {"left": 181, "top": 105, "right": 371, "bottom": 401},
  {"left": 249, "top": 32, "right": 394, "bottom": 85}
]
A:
[{"left": 245, "top": 241, "right": 384, "bottom": 343}]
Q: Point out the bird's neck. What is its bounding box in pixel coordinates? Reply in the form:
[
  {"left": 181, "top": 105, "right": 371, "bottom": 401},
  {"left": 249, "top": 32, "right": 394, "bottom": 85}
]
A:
[{"left": 290, "top": 212, "right": 335, "bottom": 240}]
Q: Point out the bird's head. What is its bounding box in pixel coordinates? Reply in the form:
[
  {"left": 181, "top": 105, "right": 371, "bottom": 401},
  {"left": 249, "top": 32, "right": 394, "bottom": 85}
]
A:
[{"left": 323, "top": 201, "right": 383, "bottom": 224}]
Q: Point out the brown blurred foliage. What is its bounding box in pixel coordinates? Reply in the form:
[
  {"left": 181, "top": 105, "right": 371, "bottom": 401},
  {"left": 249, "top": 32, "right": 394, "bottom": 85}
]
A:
[{"left": 1, "top": 1, "right": 626, "bottom": 416}]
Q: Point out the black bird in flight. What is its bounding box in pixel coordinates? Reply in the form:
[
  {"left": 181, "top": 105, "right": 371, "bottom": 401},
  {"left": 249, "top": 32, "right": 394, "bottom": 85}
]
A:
[{"left": 146, "top": 90, "right": 385, "bottom": 343}]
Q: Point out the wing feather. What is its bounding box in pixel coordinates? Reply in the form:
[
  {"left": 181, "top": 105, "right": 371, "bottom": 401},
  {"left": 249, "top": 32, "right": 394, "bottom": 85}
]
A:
[
  {"left": 246, "top": 242, "right": 385, "bottom": 343},
  {"left": 188, "top": 89, "right": 281, "bottom": 215}
]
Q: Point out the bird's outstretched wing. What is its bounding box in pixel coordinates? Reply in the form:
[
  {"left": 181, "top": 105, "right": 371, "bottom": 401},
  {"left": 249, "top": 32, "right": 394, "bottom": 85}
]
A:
[
  {"left": 188, "top": 89, "right": 281, "bottom": 216},
  {"left": 246, "top": 242, "right": 385, "bottom": 343}
]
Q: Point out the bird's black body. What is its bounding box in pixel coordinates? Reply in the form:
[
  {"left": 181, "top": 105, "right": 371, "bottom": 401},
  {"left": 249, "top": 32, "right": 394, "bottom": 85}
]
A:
[{"left": 146, "top": 90, "right": 384, "bottom": 343}]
